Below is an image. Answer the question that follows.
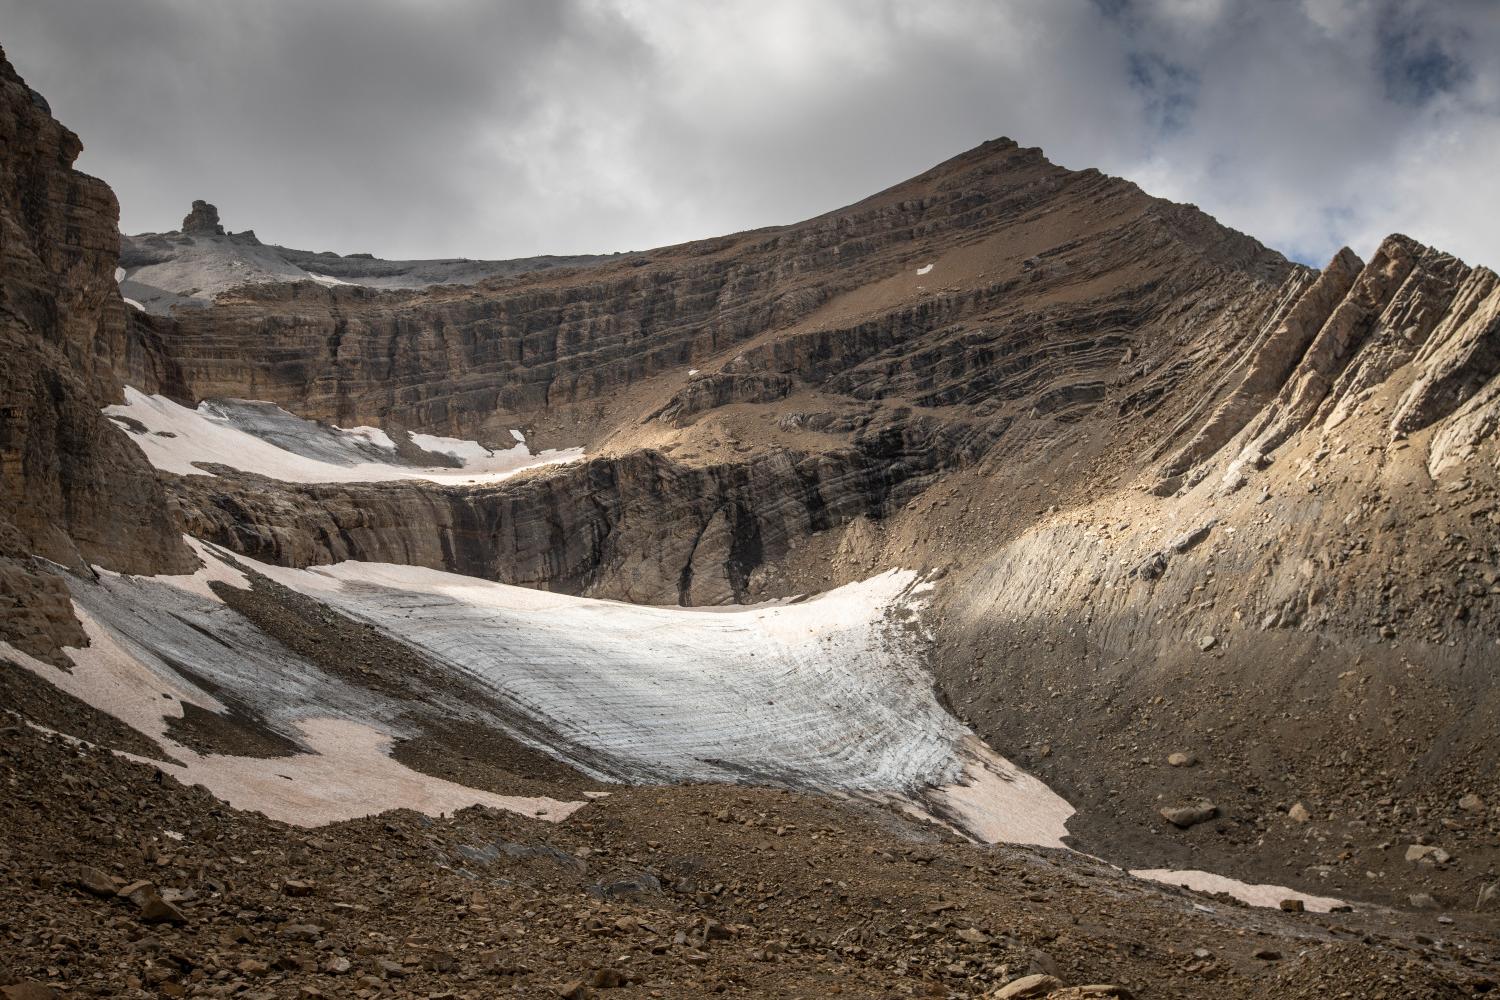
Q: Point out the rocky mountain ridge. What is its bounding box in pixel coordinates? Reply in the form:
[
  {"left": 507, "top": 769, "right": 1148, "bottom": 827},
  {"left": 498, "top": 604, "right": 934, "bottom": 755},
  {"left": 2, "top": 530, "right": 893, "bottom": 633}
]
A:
[
  {"left": 118, "top": 200, "right": 606, "bottom": 315},
  {"left": 2, "top": 41, "right": 1498, "bottom": 998}
]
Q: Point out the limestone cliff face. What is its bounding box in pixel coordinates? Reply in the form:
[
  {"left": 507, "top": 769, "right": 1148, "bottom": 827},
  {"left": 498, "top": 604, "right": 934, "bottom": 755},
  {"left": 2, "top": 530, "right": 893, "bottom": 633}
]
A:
[
  {"left": 0, "top": 47, "right": 190, "bottom": 577},
  {"left": 140, "top": 138, "right": 1293, "bottom": 441},
  {"left": 172, "top": 411, "right": 980, "bottom": 605},
  {"left": 123, "top": 135, "right": 1310, "bottom": 609}
]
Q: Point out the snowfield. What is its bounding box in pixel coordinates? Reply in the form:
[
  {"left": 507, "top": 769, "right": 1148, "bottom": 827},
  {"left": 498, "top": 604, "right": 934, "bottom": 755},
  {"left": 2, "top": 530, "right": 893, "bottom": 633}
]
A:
[{"left": 104, "top": 388, "right": 582, "bottom": 484}]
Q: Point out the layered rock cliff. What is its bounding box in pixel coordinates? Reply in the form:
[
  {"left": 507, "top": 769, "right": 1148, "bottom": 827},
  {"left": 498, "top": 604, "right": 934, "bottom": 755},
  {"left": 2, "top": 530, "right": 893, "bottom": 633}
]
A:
[
  {"left": 0, "top": 46, "right": 190, "bottom": 584},
  {"left": 132, "top": 139, "right": 1291, "bottom": 439}
]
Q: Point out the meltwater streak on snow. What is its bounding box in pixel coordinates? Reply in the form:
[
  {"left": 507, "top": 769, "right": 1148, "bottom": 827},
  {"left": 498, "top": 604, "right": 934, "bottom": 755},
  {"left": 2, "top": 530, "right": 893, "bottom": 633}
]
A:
[{"left": 104, "top": 388, "right": 582, "bottom": 484}]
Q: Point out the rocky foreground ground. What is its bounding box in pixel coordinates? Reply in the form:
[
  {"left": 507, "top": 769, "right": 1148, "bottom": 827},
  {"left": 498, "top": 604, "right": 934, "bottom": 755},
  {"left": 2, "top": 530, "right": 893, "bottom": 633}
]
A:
[{"left": 2, "top": 714, "right": 1498, "bottom": 1000}]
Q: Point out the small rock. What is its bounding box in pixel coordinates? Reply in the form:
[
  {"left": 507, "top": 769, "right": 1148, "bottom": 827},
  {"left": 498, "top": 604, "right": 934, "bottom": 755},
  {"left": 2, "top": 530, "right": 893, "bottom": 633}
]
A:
[
  {"left": 991, "top": 974, "right": 1065, "bottom": 999},
  {"left": 1027, "top": 950, "right": 1060, "bottom": 978},
  {"left": 138, "top": 895, "right": 188, "bottom": 925},
  {"left": 556, "top": 981, "right": 591, "bottom": 1000},
  {"left": 1279, "top": 898, "right": 1304, "bottom": 913},
  {"left": 280, "top": 923, "right": 323, "bottom": 941},
  {"left": 116, "top": 878, "right": 155, "bottom": 901},
  {"left": 282, "top": 879, "right": 315, "bottom": 897},
  {"left": 1197, "top": 635, "right": 1217, "bottom": 651},
  {"left": 237, "top": 959, "right": 270, "bottom": 976},
  {"left": 322, "top": 956, "right": 352, "bottom": 975},
  {"left": 72, "top": 865, "right": 117, "bottom": 898},
  {"left": 589, "top": 968, "right": 626, "bottom": 988},
  {"left": 1, "top": 984, "right": 59, "bottom": 1000},
  {"left": 1404, "top": 844, "right": 1451, "bottom": 864},
  {"left": 1287, "top": 802, "right": 1310, "bottom": 823},
  {"left": 1408, "top": 892, "right": 1442, "bottom": 911},
  {"left": 1253, "top": 949, "right": 1282, "bottom": 961},
  {"left": 1167, "top": 751, "right": 1196, "bottom": 768},
  {"left": 1459, "top": 793, "right": 1486, "bottom": 813},
  {"left": 374, "top": 958, "right": 406, "bottom": 978},
  {"left": 956, "top": 927, "right": 990, "bottom": 944},
  {"left": 1160, "top": 801, "right": 1217, "bottom": 828}
]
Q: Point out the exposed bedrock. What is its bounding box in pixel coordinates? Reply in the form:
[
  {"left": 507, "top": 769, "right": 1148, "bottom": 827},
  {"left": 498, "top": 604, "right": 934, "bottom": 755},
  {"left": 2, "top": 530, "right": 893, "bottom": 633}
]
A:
[
  {"left": 0, "top": 46, "right": 191, "bottom": 575},
  {"left": 137, "top": 137, "right": 1294, "bottom": 439},
  {"left": 175, "top": 412, "right": 994, "bottom": 606},
  {"left": 914, "top": 230, "right": 1500, "bottom": 904}
]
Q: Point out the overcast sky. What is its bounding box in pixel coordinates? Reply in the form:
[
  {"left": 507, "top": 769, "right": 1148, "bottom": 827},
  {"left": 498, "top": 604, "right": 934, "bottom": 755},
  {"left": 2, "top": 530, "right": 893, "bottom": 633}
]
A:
[{"left": 3, "top": 0, "right": 1497, "bottom": 267}]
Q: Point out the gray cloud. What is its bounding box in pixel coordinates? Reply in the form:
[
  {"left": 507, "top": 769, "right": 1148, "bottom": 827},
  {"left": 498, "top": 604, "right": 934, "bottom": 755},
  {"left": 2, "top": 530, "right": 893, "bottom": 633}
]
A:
[{"left": 3, "top": 0, "right": 1497, "bottom": 267}]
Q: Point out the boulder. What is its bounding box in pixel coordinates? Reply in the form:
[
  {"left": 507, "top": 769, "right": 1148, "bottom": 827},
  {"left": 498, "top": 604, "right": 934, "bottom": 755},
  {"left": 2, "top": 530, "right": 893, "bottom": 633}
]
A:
[
  {"left": 991, "top": 974, "right": 1065, "bottom": 999},
  {"left": 1160, "top": 801, "right": 1217, "bottom": 828}
]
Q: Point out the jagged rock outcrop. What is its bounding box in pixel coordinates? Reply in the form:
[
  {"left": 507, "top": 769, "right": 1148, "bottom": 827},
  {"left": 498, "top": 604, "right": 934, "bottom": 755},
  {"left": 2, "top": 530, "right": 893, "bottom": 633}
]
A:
[
  {"left": 1392, "top": 267, "right": 1500, "bottom": 436},
  {"left": 651, "top": 373, "right": 796, "bottom": 427},
  {"left": 0, "top": 45, "right": 190, "bottom": 576},
  {"left": 181, "top": 199, "right": 224, "bottom": 235},
  {"left": 118, "top": 204, "right": 606, "bottom": 315}
]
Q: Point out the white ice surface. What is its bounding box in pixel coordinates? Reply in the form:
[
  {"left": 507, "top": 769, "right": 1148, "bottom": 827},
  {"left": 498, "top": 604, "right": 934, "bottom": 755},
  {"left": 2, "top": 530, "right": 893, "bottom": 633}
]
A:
[
  {"left": 1131, "top": 869, "right": 1345, "bottom": 913},
  {"left": 123, "top": 297, "right": 146, "bottom": 311},
  {"left": 105, "top": 388, "right": 582, "bottom": 484},
  {"left": 241, "top": 555, "right": 1074, "bottom": 847},
  {"left": 408, "top": 431, "right": 551, "bottom": 473},
  {"left": 306, "top": 271, "right": 352, "bottom": 286},
  {"left": 916, "top": 263, "right": 934, "bottom": 275},
  {"left": 38, "top": 542, "right": 1073, "bottom": 845}
]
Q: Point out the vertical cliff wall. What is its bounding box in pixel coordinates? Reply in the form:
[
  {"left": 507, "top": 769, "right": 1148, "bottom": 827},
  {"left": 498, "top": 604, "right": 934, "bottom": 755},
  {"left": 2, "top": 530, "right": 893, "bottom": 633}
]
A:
[{"left": 0, "top": 43, "right": 191, "bottom": 663}]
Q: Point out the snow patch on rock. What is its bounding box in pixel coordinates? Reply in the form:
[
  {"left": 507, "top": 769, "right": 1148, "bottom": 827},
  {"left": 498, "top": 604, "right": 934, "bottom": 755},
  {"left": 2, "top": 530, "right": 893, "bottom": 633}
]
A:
[
  {"left": 105, "top": 388, "right": 581, "bottom": 484},
  {"left": 1131, "top": 868, "right": 1346, "bottom": 913}
]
